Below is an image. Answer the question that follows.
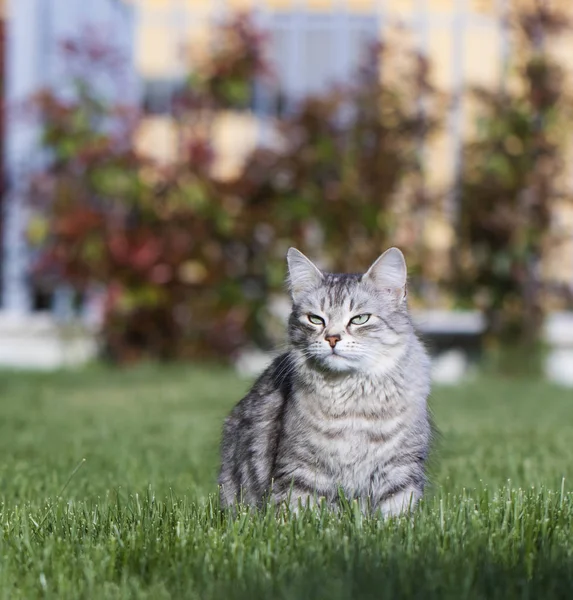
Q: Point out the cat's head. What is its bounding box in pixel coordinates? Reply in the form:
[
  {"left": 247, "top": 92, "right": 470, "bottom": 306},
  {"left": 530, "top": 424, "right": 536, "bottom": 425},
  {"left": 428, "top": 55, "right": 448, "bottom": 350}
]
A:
[{"left": 286, "top": 248, "right": 413, "bottom": 374}]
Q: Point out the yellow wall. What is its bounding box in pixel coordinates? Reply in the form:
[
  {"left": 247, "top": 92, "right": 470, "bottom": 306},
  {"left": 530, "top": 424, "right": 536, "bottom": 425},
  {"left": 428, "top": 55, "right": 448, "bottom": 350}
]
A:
[
  {"left": 129, "top": 0, "right": 573, "bottom": 172},
  {"left": 129, "top": 0, "right": 498, "bottom": 78}
]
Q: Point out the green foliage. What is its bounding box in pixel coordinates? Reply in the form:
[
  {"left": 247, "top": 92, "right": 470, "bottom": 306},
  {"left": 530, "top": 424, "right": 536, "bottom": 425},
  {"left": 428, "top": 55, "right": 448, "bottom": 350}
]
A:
[
  {"left": 1, "top": 367, "right": 573, "bottom": 598},
  {"left": 456, "top": 4, "right": 573, "bottom": 371},
  {"left": 184, "top": 13, "right": 270, "bottom": 109}
]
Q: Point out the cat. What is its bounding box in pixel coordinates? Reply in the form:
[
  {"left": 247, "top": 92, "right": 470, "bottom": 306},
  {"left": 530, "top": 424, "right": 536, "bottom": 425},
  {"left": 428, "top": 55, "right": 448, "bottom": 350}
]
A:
[{"left": 218, "top": 247, "right": 432, "bottom": 516}]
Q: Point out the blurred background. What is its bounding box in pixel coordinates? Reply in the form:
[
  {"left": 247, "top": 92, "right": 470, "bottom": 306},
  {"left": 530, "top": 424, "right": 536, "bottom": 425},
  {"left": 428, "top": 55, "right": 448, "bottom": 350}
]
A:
[{"left": 0, "top": 0, "right": 572, "bottom": 384}]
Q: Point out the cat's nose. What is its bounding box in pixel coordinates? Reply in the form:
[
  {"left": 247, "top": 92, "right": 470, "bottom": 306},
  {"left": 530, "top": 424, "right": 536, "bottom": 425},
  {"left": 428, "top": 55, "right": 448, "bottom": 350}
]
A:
[{"left": 325, "top": 334, "right": 341, "bottom": 348}]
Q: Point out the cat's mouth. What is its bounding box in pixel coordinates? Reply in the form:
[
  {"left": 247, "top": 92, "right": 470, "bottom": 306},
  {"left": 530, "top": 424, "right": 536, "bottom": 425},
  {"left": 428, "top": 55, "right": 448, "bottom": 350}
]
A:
[{"left": 325, "top": 349, "right": 352, "bottom": 362}]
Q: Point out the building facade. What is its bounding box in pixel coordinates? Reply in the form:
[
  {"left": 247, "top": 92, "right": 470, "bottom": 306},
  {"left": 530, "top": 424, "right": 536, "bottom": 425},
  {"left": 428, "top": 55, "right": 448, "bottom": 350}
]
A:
[{"left": 1, "top": 0, "right": 573, "bottom": 369}]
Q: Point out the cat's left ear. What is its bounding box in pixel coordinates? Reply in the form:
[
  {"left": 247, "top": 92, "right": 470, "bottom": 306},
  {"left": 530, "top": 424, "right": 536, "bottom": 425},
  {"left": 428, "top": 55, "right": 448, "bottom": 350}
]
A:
[{"left": 364, "top": 247, "right": 407, "bottom": 303}]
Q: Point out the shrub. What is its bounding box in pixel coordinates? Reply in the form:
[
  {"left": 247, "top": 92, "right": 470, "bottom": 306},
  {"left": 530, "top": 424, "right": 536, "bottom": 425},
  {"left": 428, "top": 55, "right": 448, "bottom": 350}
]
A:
[
  {"left": 456, "top": 3, "right": 573, "bottom": 372},
  {"left": 28, "top": 15, "right": 440, "bottom": 363},
  {"left": 28, "top": 21, "right": 271, "bottom": 362},
  {"left": 236, "top": 40, "right": 441, "bottom": 291}
]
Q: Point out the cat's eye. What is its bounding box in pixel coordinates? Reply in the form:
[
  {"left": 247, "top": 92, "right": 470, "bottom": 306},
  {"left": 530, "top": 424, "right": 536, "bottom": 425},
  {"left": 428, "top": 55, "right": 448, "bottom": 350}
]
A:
[
  {"left": 307, "top": 314, "right": 325, "bottom": 326},
  {"left": 349, "top": 314, "right": 371, "bottom": 325}
]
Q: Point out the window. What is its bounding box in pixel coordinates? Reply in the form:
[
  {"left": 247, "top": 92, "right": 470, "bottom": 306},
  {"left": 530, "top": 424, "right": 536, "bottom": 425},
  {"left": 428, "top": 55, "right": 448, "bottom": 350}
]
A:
[
  {"left": 136, "top": 10, "right": 380, "bottom": 117},
  {"left": 141, "top": 78, "right": 182, "bottom": 114},
  {"left": 256, "top": 12, "right": 380, "bottom": 116}
]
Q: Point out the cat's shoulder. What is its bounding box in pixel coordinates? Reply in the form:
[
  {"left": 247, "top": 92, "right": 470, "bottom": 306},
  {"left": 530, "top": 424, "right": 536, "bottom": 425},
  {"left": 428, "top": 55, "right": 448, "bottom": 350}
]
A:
[
  {"left": 233, "top": 352, "right": 295, "bottom": 411},
  {"left": 253, "top": 352, "right": 296, "bottom": 397}
]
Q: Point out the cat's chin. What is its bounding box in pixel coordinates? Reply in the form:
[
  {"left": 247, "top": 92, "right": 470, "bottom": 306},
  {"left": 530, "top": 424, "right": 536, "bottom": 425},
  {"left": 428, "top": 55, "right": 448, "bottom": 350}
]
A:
[{"left": 312, "top": 352, "right": 358, "bottom": 373}]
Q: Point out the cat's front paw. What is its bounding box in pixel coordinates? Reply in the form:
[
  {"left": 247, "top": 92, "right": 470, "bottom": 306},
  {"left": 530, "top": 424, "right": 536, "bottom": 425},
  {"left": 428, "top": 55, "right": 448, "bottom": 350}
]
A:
[{"left": 375, "top": 487, "right": 421, "bottom": 518}]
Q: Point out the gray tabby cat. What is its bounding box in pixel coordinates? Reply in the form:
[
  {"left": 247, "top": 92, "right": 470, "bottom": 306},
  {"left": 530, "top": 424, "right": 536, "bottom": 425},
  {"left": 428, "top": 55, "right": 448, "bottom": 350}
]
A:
[{"left": 219, "top": 247, "right": 432, "bottom": 516}]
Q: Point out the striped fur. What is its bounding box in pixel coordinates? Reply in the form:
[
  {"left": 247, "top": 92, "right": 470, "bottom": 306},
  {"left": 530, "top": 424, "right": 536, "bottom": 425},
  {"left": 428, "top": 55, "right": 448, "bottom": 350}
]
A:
[{"left": 219, "top": 247, "right": 432, "bottom": 516}]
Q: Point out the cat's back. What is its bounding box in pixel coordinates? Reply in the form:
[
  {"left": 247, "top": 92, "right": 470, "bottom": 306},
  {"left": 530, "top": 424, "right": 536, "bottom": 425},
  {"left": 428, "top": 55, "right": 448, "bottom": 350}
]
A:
[{"left": 218, "top": 353, "right": 294, "bottom": 506}]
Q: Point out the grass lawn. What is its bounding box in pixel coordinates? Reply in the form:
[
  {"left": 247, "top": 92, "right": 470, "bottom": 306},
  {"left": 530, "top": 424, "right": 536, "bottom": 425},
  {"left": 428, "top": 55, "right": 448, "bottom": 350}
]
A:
[{"left": 1, "top": 365, "right": 573, "bottom": 599}]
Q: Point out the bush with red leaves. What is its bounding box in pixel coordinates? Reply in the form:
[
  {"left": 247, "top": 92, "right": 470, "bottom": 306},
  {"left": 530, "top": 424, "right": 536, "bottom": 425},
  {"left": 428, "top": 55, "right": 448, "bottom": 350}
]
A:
[{"left": 28, "top": 14, "right": 440, "bottom": 363}]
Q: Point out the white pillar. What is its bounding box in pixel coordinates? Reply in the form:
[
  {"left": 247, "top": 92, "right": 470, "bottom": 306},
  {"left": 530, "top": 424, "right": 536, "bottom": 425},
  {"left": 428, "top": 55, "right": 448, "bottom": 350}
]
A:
[
  {"left": 2, "top": 0, "right": 47, "bottom": 315},
  {"left": 2, "top": 0, "right": 137, "bottom": 317}
]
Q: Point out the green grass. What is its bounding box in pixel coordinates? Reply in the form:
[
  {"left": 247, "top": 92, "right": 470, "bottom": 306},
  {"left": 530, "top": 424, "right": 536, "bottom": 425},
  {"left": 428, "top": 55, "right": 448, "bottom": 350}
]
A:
[{"left": 1, "top": 365, "right": 573, "bottom": 599}]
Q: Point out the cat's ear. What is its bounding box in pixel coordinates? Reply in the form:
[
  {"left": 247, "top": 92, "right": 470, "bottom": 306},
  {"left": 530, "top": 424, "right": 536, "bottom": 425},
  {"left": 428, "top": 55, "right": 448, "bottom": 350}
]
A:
[
  {"left": 364, "top": 247, "right": 407, "bottom": 302},
  {"left": 286, "top": 248, "right": 323, "bottom": 302}
]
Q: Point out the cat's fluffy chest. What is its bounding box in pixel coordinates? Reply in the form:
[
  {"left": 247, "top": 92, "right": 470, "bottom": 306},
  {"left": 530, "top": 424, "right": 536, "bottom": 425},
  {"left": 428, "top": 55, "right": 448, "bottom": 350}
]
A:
[
  {"left": 287, "top": 376, "right": 408, "bottom": 495},
  {"left": 296, "top": 372, "right": 405, "bottom": 422}
]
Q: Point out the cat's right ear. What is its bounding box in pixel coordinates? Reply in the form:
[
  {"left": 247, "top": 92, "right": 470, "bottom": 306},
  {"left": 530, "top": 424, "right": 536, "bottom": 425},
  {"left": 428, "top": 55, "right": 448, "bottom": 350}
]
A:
[
  {"left": 364, "top": 247, "right": 407, "bottom": 303},
  {"left": 286, "top": 248, "right": 323, "bottom": 302}
]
